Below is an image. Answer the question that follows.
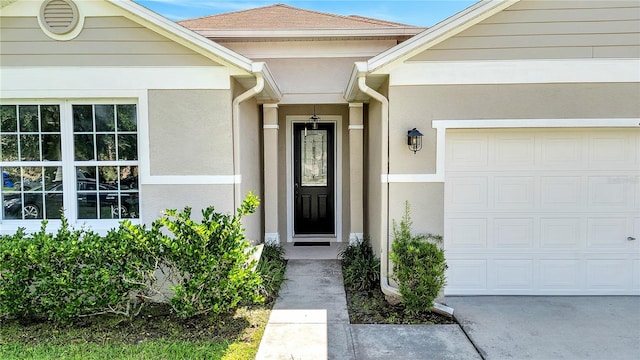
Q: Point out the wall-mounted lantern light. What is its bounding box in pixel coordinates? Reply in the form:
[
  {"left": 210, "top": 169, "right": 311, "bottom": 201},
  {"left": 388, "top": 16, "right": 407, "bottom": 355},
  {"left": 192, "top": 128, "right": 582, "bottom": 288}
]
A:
[{"left": 407, "top": 128, "right": 423, "bottom": 154}]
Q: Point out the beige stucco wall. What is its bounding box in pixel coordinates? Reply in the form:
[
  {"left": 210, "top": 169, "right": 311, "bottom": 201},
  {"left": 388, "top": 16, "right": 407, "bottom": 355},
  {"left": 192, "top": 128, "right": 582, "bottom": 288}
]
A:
[
  {"left": 0, "top": 16, "right": 217, "bottom": 66},
  {"left": 384, "top": 82, "right": 640, "bottom": 239},
  {"left": 148, "top": 89, "right": 233, "bottom": 176},
  {"left": 140, "top": 184, "right": 234, "bottom": 224},
  {"left": 238, "top": 86, "right": 263, "bottom": 242},
  {"left": 276, "top": 104, "right": 351, "bottom": 241},
  {"left": 410, "top": 0, "right": 640, "bottom": 61}
]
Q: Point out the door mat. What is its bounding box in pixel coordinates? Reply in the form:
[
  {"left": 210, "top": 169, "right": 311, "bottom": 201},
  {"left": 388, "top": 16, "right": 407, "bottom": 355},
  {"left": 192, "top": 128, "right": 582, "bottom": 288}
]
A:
[{"left": 293, "top": 242, "right": 330, "bottom": 247}]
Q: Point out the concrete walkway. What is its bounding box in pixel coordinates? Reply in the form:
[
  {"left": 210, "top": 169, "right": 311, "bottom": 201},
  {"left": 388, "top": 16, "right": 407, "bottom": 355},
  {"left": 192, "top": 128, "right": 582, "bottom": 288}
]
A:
[{"left": 255, "top": 248, "right": 479, "bottom": 360}]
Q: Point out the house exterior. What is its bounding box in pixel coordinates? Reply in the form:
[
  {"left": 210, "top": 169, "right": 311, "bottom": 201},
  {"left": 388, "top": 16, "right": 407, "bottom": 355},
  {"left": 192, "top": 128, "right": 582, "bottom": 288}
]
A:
[{"left": 1, "top": 0, "right": 639, "bottom": 296}]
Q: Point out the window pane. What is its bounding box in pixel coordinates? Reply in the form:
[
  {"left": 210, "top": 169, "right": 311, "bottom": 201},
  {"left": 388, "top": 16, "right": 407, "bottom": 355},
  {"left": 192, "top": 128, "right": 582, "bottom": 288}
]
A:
[
  {"left": 20, "top": 134, "right": 41, "bottom": 160},
  {"left": 21, "top": 167, "right": 43, "bottom": 191},
  {"left": 98, "top": 166, "right": 118, "bottom": 188},
  {"left": 118, "top": 134, "right": 137, "bottom": 160},
  {"left": 96, "top": 134, "right": 116, "bottom": 161},
  {"left": 43, "top": 193, "right": 63, "bottom": 219},
  {"left": 76, "top": 166, "right": 96, "bottom": 183},
  {"left": 1, "top": 105, "right": 17, "bottom": 132},
  {"left": 121, "top": 193, "right": 138, "bottom": 218},
  {"left": 95, "top": 105, "right": 115, "bottom": 132},
  {"left": 77, "top": 192, "right": 98, "bottom": 219},
  {"left": 41, "top": 105, "right": 61, "bottom": 132},
  {"left": 19, "top": 105, "right": 39, "bottom": 132},
  {"left": 74, "top": 134, "right": 95, "bottom": 161},
  {"left": 120, "top": 166, "right": 138, "bottom": 190},
  {"left": 2, "top": 167, "right": 19, "bottom": 190},
  {"left": 73, "top": 105, "right": 93, "bottom": 132},
  {"left": 42, "top": 134, "right": 61, "bottom": 161},
  {"left": 1, "top": 134, "right": 18, "bottom": 161},
  {"left": 117, "top": 105, "right": 137, "bottom": 132}
]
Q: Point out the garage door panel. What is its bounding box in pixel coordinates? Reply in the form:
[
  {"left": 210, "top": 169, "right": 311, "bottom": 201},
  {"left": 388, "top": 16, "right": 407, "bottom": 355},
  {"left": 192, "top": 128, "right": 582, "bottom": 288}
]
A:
[
  {"left": 540, "top": 217, "right": 583, "bottom": 248},
  {"left": 541, "top": 176, "right": 584, "bottom": 208},
  {"left": 587, "top": 134, "right": 636, "bottom": 169},
  {"left": 447, "top": 218, "right": 487, "bottom": 248},
  {"left": 445, "top": 128, "right": 639, "bottom": 296},
  {"left": 447, "top": 176, "right": 488, "bottom": 209},
  {"left": 540, "top": 136, "right": 583, "bottom": 168},
  {"left": 586, "top": 259, "right": 630, "bottom": 290},
  {"left": 493, "top": 135, "right": 535, "bottom": 168},
  {"left": 539, "top": 259, "right": 582, "bottom": 290},
  {"left": 493, "top": 176, "right": 535, "bottom": 209},
  {"left": 493, "top": 218, "right": 535, "bottom": 248},
  {"left": 586, "top": 218, "right": 628, "bottom": 248},
  {"left": 447, "top": 136, "right": 488, "bottom": 170},
  {"left": 493, "top": 259, "right": 533, "bottom": 290},
  {"left": 588, "top": 177, "right": 632, "bottom": 208},
  {"left": 446, "top": 259, "right": 488, "bottom": 290}
]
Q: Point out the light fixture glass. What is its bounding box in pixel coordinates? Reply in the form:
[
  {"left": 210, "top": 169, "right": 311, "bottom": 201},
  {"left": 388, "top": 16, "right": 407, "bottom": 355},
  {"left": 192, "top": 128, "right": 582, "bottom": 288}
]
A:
[{"left": 407, "top": 128, "right": 423, "bottom": 154}]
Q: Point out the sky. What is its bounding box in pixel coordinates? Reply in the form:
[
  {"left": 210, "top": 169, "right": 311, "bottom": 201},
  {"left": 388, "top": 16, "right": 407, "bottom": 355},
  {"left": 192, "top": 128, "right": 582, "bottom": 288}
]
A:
[{"left": 134, "top": 0, "right": 480, "bottom": 27}]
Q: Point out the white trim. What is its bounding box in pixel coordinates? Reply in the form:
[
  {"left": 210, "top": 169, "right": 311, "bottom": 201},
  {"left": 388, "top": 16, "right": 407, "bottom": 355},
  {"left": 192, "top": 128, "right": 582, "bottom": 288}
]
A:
[
  {"left": 348, "top": 125, "right": 365, "bottom": 130},
  {"left": 349, "top": 103, "right": 364, "bottom": 108},
  {"left": 385, "top": 174, "right": 445, "bottom": 183},
  {"left": 382, "top": 118, "right": 640, "bottom": 185},
  {"left": 263, "top": 124, "right": 279, "bottom": 130},
  {"left": 263, "top": 104, "right": 279, "bottom": 109},
  {"left": 140, "top": 175, "right": 241, "bottom": 185},
  {"left": 0, "top": 67, "right": 231, "bottom": 96},
  {"left": 391, "top": 60, "right": 640, "bottom": 86},
  {"left": 286, "top": 115, "right": 343, "bottom": 243},
  {"left": 264, "top": 233, "right": 280, "bottom": 246},
  {"left": 433, "top": 118, "right": 640, "bottom": 129}
]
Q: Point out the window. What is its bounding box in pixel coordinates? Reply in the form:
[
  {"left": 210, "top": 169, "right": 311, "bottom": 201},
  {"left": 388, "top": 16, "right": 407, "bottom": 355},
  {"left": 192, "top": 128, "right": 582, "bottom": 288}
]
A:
[{"left": 1, "top": 102, "right": 139, "bottom": 221}]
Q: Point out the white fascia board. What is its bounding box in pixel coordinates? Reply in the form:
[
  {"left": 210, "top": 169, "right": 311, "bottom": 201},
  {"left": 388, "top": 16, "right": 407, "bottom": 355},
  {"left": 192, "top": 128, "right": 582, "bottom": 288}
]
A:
[
  {"left": 367, "top": 0, "right": 520, "bottom": 74},
  {"left": 0, "top": 67, "right": 231, "bottom": 98},
  {"left": 390, "top": 59, "right": 640, "bottom": 86},
  {"left": 107, "top": 0, "right": 253, "bottom": 74},
  {"left": 194, "top": 28, "right": 424, "bottom": 39},
  {"left": 344, "top": 62, "right": 369, "bottom": 102},
  {"left": 252, "top": 62, "right": 283, "bottom": 102},
  {"left": 433, "top": 118, "right": 640, "bottom": 129}
]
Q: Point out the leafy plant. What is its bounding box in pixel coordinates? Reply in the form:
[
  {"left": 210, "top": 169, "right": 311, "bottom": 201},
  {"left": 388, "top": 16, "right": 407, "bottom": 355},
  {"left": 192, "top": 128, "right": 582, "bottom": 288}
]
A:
[
  {"left": 157, "top": 193, "right": 264, "bottom": 319},
  {"left": 339, "top": 237, "right": 380, "bottom": 293},
  {"left": 390, "top": 201, "right": 447, "bottom": 315},
  {"left": 256, "top": 244, "right": 287, "bottom": 303}
]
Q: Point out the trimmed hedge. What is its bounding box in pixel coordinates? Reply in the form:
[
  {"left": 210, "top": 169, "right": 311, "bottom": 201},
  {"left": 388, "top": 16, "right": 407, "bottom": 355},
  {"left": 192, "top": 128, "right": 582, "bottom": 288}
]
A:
[{"left": 0, "top": 193, "right": 264, "bottom": 323}]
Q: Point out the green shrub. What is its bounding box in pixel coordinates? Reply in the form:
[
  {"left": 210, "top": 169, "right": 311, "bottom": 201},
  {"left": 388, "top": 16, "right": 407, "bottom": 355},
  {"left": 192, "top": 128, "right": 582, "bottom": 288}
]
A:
[
  {"left": 390, "top": 202, "right": 447, "bottom": 315},
  {"left": 0, "top": 217, "right": 156, "bottom": 323},
  {"left": 157, "top": 193, "right": 264, "bottom": 319},
  {"left": 256, "top": 244, "right": 287, "bottom": 303},
  {"left": 339, "top": 237, "right": 380, "bottom": 293}
]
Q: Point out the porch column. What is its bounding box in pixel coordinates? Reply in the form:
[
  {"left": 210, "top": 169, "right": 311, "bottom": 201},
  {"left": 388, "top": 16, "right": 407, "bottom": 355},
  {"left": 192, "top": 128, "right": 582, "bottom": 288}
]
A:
[
  {"left": 263, "top": 104, "right": 280, "bottom": 245},
  {"left": 349, "top": 103, "right": 364, "bottom": 244}
]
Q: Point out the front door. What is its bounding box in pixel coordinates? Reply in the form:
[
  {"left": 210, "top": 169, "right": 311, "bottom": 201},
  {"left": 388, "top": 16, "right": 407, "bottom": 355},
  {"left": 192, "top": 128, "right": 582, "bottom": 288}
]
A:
[{"left": 293, "top": 123, "right": 334, "bottom": 235}]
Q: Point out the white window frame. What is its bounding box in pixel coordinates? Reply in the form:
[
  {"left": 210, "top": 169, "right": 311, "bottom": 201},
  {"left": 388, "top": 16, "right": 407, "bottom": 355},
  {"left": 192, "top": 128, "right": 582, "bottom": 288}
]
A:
[{"left": 0, "top": 99, "right": 140, "bottom": 234}]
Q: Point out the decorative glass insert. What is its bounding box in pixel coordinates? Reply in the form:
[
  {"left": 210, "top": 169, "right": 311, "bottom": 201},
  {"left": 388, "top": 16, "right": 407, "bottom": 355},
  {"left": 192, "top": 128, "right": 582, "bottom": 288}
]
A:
[{"left": 300, "top": 129, "right": 327, "bottom": 187}]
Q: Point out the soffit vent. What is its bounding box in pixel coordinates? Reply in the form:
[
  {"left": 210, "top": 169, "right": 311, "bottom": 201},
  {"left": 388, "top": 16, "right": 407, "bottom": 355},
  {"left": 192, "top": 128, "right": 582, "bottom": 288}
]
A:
[{"left": 40, "top": 0, "right": 79, "bottom": 35}]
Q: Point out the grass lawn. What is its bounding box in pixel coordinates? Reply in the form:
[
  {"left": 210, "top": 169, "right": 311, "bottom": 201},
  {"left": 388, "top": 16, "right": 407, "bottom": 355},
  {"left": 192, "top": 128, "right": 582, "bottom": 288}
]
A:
[{"left": 0, "top": 303, "right": 270, "bottom": 360}]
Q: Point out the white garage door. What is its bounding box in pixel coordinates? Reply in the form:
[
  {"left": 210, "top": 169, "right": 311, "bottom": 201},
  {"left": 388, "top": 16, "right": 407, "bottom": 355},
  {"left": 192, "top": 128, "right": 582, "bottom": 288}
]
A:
[{"left": 444, "top": 128, "right": 640, "bottom": 295}]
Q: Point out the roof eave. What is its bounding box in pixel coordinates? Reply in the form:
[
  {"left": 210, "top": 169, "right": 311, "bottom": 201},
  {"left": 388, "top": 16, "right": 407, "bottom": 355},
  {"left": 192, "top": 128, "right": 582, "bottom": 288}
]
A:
[
  {"left": 188, "top": 28, "right": 425, "bottom": 40},
  {"left": 367, "top": 0, "right": 521, "bottom": 74}
]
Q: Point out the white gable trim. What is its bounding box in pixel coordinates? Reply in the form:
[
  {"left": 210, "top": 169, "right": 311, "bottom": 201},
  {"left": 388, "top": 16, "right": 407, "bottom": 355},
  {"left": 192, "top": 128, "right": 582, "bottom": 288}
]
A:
[
  {"left": 390, "top": 59, "right": 640, "bottom": 86},
  {"left": 368, "top": 0, "right": 520, "bottom": 74}
]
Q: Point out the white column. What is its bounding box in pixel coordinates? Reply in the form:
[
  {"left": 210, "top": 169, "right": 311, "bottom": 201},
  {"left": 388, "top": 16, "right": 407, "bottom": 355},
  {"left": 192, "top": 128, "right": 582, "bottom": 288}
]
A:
[
  {"left": 349, "top": 103, "right": 364, "bottom": 244},
  {"left": 263, "top": 104, "right": 280, "bottom": 245}
]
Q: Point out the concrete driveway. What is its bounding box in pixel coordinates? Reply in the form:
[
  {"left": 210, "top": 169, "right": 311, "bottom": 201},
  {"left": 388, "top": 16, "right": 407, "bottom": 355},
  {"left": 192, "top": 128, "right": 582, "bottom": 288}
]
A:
[{"left": 445, "top": 296, "right": 640, "bottom": 360}]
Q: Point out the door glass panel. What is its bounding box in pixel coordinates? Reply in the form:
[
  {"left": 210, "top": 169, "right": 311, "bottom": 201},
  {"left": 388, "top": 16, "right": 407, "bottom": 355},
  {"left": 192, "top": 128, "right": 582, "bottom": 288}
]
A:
[{"left": 300, "top": 129, "right": 327, "bottom": 187}]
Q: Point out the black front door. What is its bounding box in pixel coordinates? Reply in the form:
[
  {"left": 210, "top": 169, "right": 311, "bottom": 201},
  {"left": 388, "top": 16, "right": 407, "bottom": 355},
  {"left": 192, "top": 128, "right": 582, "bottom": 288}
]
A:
[{"left": 294, "top": 123, "right": 334, "bottom": 235}]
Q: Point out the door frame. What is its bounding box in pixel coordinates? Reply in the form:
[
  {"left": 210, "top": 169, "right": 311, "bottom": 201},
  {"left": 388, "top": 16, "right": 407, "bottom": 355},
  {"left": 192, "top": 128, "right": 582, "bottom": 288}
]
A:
[{"left": 286, "top": 115, "right": 342, "bottom": 242}]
